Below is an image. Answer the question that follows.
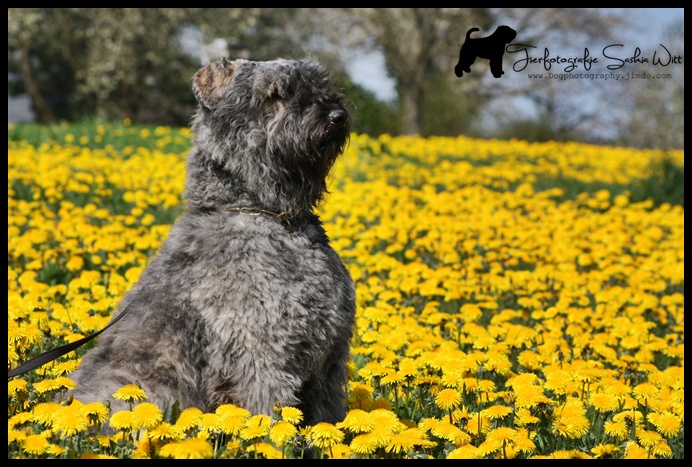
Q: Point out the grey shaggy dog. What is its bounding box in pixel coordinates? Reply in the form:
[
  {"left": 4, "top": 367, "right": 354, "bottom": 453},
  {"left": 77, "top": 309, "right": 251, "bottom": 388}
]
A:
[{"left": 67, "top": 58, "right": 356, "bottom": 428}]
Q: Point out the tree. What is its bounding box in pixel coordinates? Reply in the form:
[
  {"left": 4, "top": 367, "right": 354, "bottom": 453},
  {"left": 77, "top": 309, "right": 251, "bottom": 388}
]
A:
[
  {"left": 309, "top": 8, "right": 494, "bottom": 135},
  {"left": 613, "top": 19, "right": 684, "bottom": 149},
  {"left": 9, "top": 9, "right": 230, "bottom": 124},
  {"left": 8, "top": 8, "right": 83, "bottom": 122},
  {"left": 472, "top": 8, "right": 629, "bottom": 143}
]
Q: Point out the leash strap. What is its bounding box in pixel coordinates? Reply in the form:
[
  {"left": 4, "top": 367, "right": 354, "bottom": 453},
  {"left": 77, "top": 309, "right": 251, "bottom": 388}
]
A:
[{"left": 8, "top": 296, "right": 134, "bottom": 380}]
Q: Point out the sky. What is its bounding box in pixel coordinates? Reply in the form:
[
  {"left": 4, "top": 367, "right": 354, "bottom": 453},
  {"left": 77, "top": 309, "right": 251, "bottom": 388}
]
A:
[{"left": 346, "top": 8, "right": 684, "bottom": 102}]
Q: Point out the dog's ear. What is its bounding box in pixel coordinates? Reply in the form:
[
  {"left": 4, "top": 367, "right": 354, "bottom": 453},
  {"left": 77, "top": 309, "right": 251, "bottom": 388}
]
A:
[{"left": 193, "top": 58, "right": 238, "bottom": 110}]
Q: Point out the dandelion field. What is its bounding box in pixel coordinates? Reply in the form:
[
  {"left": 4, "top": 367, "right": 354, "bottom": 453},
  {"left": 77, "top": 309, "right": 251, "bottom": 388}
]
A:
[{"left": 8, "top": 121, "right": 684, "bottom": 459}]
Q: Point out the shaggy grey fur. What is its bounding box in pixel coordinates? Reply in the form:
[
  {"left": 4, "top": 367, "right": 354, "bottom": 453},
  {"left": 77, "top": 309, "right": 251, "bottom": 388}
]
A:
[{"left": 67, "top": 58, "right": 356, "bottom": 428}]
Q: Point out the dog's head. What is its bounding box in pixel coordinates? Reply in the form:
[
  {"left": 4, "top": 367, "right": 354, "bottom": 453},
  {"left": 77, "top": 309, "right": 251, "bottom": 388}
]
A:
[
  {"left": 495, "top": 25, "right": 517, "bottom": 44},
  {"left": 190, "top": 58, "right": 351, "bottom": 214}
]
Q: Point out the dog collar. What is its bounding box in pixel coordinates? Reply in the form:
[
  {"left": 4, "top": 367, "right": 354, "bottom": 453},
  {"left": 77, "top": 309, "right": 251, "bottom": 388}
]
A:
[{"left": 225, "top": 206, "right": 293, "bottom": 231}]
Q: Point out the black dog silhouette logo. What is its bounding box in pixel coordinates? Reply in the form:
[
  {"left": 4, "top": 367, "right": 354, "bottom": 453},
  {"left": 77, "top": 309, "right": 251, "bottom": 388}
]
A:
[{"left": 454, "top": 25, "right": 517, "bottom": 78}]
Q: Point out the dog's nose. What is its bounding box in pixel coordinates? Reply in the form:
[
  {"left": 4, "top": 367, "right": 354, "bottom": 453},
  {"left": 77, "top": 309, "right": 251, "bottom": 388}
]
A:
[{"left": 328, "top": 109, "right": 348, "bottom": 126}]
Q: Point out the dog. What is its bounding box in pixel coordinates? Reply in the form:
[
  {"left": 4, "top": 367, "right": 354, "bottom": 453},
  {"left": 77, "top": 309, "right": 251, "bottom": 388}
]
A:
[
  {"left": 66, "top": 58, "right": 356, "bottom": 430},
  {"left": 454, "top": 25, "right": 517, "bottom": 78}
]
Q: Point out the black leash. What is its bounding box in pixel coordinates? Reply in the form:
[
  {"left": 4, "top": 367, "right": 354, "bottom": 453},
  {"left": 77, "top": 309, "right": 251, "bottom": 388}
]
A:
[{"left": 7, "top": 295, "right": 136, "bottom": 380}]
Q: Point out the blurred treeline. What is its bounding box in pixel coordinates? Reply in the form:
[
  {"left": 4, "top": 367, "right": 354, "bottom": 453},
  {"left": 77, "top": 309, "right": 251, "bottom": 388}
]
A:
[{"left": 7, "top": 8, "right": 684, "bottom": 149}]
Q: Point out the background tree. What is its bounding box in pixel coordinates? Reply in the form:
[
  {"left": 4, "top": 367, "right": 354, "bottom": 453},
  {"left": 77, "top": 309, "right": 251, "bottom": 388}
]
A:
[
  {"left": 612, "top": 19, "right": 684, "bottom": 149},
  {"left": 308, "top": 8, "right": 494, "bottom": 136},
  {"left": 470, "top": 8, "right": 628, "bottom": 143},
  {"left": 8, "top": 8, "right": 86, "bottom": 122}
]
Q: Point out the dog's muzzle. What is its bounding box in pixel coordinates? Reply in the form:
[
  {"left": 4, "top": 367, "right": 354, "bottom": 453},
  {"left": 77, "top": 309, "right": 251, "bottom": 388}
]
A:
[{"left": 328, "top": 109, "right": 349, "bottom": 129}]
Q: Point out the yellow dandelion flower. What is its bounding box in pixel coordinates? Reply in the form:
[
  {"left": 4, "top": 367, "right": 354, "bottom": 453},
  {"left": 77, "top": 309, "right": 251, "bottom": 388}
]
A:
[
  {"left": 132, "top": 402, "right": 163, "bottom": 430},
  {"left": 349, "top": 433, "right": 378, "bottom": 455},
  {"left": 240, "top": 414, "right": 271, "bottom": 441},
  {"left": 515, "top": 408, "right": 540, "bottom": 426},
  {"left": 446, "top": 424, "right": 471, "bottom": 446},
  {"left": 175, "top": 407, "right": 203, "bottom": 431},
  {"left": 386, "top": 428, "right": 429, "bottom": 454},
  {"left": 369, "top": 398, "right": 393, "bottom": 411},
  {"left": 632, "top": 383, "right": 659, "bottom": 404},
  {"left": 637, "top": 429, "right": 663, "bottom": 448},
  {"left": 513, "top": 384, "right": 549, "bottom": 410},
  {"left": 109, "top": 410, "right": 135, "bottom": 431},
  {"left": 604, "top": 380, "right": 630, "bottom": 399},
  {"left": 159, "top": 437, "right": 214, "bottom": 459},
  {"left": 134, "top": 437, "right": 155, "bottom": 459},
  {"left": 22, "top": 434, "right": 50, "bottom": 456},
  {"left": 147, "top": 422, "right": 180, "bottom": 441},
  {"left": 53, "top": 377, "right": 76, "bottom": 392},
  {"left": 487, "top": 427, "right": 517, "bottom": 443},
  {"left": 269, "top": 420, "right": 298, "bottom": 446},
  {"left": 358, "top": 361, "right": 392, "bottom": 381},
  {"left": 32, "top": 379, "right": 61, "bottom": 395},
  {"left": 366, "top": 425, "right": 396, "bottom": 449},
  {"left": 603, "top": 420, "right": 627, "bottom": 442},
  {"left": 381, "top": 372, "right": 405, "bottom": 386},
  {"left": 517, "top": 350, "right": 545, "bottom": 371},
  {"left": 613, "top": 409, "right": 644, "bottom": 426},
  {"left": 66, "top": 255, "right": 84, "bottom": 272},
  {"left": 506, "top": 372, "right": 540, "bottom": 388},
  {"left": 349, "top": 382, "right": 374, "bottom": 408},
  {"left": 96, "top": 435, "right": 111, "bottom": 448},
  {"left": 310, "top": 422, "right": 345, "bottom": 449},
  {"left": 435, "top": 388, "right": 462, "bottom": 411},
  {"left": 552, "top": 412, "right": 590, "bottom": 439},
  {"left": 476, "top": 379, "right": 496, "bottom": 393},
  {"left": 8, "top": 429, "right": 26, "bottom": 444},
  {"left": 246, "top": 441, "right": 283, "bottom": 459},
  {"left": 326, "top": 443, "right": 351, "bottom": 459},
  {"left": 651, "top": 441, "right": 672, "bottom": 458},
  {"left": 369, "top": 409, "right": 403, "bottom": 433},
  {"left": 216, "top": 403, "right": 250, "bottom": 420},
  {"left": 280, "top": 406, "right": 303, "bottom": 424},
  {"left": 514, "top": 435, "right": 536, "bottom": 454},
  {"left": 591, "top": 443, "right": 619, "bottom": 458},
  {"left": 53, "top": 403, "right": 89, "bottom": 437},
  {"left": 557, "top": 449, "right": 592, "bottom": 458},
  {"left": 589, "top": 392, "right": 619, "bottom": 412},
  {"left": 8, "top": 378, "right": 28, "bottom": 396},
  {"left": 9, "top": 412, "right": 33, "bottom": 429},
  {"left": 477, "top": 438, "right": 503, "bottom": 456},
  {"left": 221, "top": 439, "right": 243, "bottom": 457},
  {"left": 337, "top": 409, "right": 375, "bottom": 434},
  {"left": 447, "top": 444, "right": 481, "bottom": 459},
  {"left": 31, "top": 402, "right": 61, "bottom": 426},
  {"left": 220, "top": 416, "right": 246, "bottom": 436},
  {"left": 483, "top": 404, "right": 513, "bottom": 420},
  {"left": 465, "top": 413, "right": 492, "bottom": 435},
  {"left": 623, "top": 441, "right": 648, "bottom": 459},
  {"left": 112, "top": 384, "right": 148, "bottom": 403},
  {"left": 647, "top": 411, "right": 681, "bottom": 437},
  {"left": 50, "top": 360, "right": 79, "bottom": 377},
  {"left": 197, "top": 413, "right": 222, "bottom": 434},
  {"left": 450, "top": 406, "right": 472, "bottom": 424},
  {"left": 81, "top": 453, "right": 118, "bottom": 459},
  {"left": 82, "top": 401, "right": 109, "bottom": 426}
]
